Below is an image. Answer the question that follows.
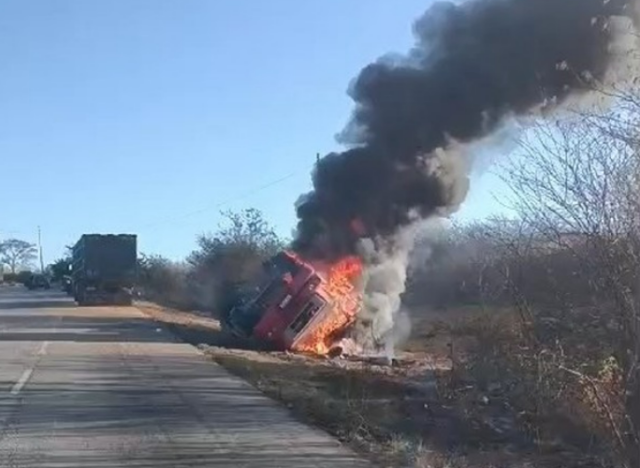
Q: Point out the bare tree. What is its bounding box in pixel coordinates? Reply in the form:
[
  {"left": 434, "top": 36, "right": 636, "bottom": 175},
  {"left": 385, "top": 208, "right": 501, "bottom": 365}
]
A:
[
  {"left": 498, "top": 111, "right": 640, "bottom": 467},
  {"left": 0, "top": 238, "right": 38, "bottom": 274}
]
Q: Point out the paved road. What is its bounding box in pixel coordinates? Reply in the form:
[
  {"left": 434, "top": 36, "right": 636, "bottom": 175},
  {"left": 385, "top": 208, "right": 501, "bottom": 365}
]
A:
[{"left": 0, "top": 285, "right": 368, "bottom": 467}]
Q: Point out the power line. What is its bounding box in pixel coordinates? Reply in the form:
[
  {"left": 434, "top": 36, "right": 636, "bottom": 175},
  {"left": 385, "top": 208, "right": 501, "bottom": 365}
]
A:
[{"left": 138, "top": 160, "right": 316, "bottom": 231}]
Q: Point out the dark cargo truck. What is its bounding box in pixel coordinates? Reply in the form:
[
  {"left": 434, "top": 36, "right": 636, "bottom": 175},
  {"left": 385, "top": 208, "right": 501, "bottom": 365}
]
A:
[{"left": 71, "top": 234, "right": 137, "bottom": 306}]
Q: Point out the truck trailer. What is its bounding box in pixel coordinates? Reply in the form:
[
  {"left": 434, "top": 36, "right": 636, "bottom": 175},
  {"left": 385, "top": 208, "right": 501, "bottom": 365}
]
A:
[{"left": 71, "top": 234, "right": 137, "bottom": 306}]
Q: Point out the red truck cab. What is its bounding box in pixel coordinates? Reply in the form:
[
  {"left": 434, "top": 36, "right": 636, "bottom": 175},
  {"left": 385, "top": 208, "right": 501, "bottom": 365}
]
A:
[{"left": 223, "top": 251, "right": 332, "bottom": 351}]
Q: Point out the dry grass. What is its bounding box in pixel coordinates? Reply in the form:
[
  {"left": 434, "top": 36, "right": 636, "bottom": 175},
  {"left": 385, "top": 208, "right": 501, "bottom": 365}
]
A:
[
  {"left": 197, "top": 344, "right": 542, "bottom": 467},
  {"left": 137, "top": 302, "right": 607, "bottom": 468}
]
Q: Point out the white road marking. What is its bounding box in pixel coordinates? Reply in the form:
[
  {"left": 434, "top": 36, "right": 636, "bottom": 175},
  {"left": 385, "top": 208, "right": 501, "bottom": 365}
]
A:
[
  {"left": 37, "top": 341, "right": 49, "bottom": 356},
  {"left": 9, "top": 340, "right": 51, "bottom": 395},
  {"left": 11, "top": 368, "right": 34, "bottom": 395}
]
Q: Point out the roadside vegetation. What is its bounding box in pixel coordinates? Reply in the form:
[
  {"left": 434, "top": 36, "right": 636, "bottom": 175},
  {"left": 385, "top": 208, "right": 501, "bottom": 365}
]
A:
[
  {"left": 0, "top": 241, "right": 73, "bottom": 285},
  {"left": 137, "top": 207, "right": 285, "bottom": 312},
  {"left": 138, "top": 104, "right": 640, "bottom": 467},
  {"left": 0, "top": 238, "right": 38, "bottom": 281}
]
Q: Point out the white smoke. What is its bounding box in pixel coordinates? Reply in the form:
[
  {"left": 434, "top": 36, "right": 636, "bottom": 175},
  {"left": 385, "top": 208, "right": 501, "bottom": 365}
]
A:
[
  {"left": 347, "top": 137, "right": 507, "bottom": 355},
  {"left": 350, "top": 221, "right": 425, "bottom": 354}
]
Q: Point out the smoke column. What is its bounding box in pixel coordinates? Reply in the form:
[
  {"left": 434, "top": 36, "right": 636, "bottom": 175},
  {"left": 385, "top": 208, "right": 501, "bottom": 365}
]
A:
[
  {"left": 291, "top": 0, "right": 639, "bottom": 350},
  {"left": 294, "top": 0, "right": 638, "bottom": 260}
]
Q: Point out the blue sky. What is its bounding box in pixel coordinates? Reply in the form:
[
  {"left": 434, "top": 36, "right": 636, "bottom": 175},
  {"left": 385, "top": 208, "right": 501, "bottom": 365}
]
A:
[{"left": 0, "top": 0, "right": 507, "bottom": 264}]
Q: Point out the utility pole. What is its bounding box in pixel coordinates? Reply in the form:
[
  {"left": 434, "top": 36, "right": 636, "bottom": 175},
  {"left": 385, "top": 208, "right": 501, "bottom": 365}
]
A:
[{"left": 38, "top": 226, "right": 44, "bottom": 274}]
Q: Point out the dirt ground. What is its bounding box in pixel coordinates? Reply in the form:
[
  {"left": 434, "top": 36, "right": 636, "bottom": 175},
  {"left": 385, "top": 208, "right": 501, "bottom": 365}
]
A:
[{"left": 136, "top": 302, "right": 594, "bottom": 468}]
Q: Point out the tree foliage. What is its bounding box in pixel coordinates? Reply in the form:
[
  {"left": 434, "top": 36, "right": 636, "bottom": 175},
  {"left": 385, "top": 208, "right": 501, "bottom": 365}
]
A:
[
  {"left": 0, "top": 238, "right": 38, "bottom": 274},
  {"left": 138, "top": 208, "right": 286, "bottom": 314},
  {"left": 187, "top": 208, "right": 285, "bottom": 313},
  {"left": 49, "top": 258, "right": 71, "bottom": 281}
]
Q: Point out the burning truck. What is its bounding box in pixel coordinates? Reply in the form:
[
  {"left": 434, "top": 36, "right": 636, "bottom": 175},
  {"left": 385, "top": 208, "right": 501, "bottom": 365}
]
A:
[
  {"left": 222, "top": 250, "right": 363, "bottom": 355},
  {"left": 226, "top": 0, "right": 639, "bottom": 358}
]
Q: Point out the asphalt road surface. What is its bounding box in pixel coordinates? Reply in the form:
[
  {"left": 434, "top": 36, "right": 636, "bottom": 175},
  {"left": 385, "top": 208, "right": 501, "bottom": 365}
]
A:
[{"left": 0, "top": 284, "right": 368, "bottom": 467}]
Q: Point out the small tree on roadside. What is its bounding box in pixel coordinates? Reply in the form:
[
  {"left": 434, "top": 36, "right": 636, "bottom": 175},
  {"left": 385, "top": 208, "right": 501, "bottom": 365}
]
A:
[
  {"left": 48, "top": 258, "right": 71, "bottom": 281},
  {"left": 48, "top": 245, "right": 74, "bottom": 281},
  {"left": 0, "top": 238, "right": 38, "bottom": 274},
  {"left": 187, "top": 208, "right": 285, "bottom": 314}
]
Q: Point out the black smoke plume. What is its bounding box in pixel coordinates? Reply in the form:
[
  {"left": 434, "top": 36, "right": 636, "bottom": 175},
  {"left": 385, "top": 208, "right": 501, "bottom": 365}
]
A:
[{"left": 293, "top": 0, "right": 637, "bottom": 261}]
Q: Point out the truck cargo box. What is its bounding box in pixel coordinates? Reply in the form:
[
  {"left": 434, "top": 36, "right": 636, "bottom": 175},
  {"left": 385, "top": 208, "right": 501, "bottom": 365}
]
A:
[{"left": 71, "top": 234, "right": 137, "bottom": 306}]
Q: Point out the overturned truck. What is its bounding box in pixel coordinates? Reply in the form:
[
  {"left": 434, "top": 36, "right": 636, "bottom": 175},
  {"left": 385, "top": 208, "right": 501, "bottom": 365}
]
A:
[{"left": 222, "top": 250, "right": 362, "bottom": 354}]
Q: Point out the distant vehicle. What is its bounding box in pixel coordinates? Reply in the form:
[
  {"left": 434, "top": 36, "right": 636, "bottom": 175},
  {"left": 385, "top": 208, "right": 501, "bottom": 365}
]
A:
[
  {"left": 71, "top": 234, "right": 137, "bottom": 306},
  {"left": 25, "top": 274, "right": 51, "bottom": 290}
]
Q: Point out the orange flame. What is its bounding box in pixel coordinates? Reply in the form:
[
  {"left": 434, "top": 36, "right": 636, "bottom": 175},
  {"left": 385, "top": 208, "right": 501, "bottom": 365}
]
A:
[{"left": 292, "top": 255, "right": 363, "bottom": 355}]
